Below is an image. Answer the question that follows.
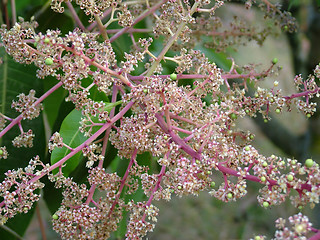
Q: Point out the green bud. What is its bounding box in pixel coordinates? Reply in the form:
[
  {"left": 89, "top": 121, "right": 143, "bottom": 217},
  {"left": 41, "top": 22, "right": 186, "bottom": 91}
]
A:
[
  {"left": 263, "top": 201, "right": 269, "bottom": 208},
  {"left": 230, "top": 113, "right": 237, "bottom": 120},
  {"left": 170, "top": 73, "right": 177, "bottom": 80},
  {"left": 177, "top": 186, "right": 182, "bottom": 190},
  {"left": 283, "top": 25, "right": 288, "bottom": 31},
  {"left": 143, "top": 89, "right": 148, "bottom": 93},
  {"left": 210, "top": 181, "right": 216, "bottom": 188},
  {"left": 305, "top": 159, "right": 314, "bottom": 168},
  {"left": 298, "top": 206, "right": 303, "bottom": 210},
  {"left": 291, "top": 160, "right": 296, "bottom": 165},
  {"left": 227, "top": 193, "right": 233, "bottom": 199},
  {"left": 249, "top": 134, "right": 254, "bottom": 140},
  {"left": 254, "top": 236, "right": 261, "bottom": 240},
  {"left": 195, "top": 160, "right": 200, "bottom": 164},
  {"left": 23, "top": 207, "right": 28, "bottom": 212},
  {"left": 45, "top": 58, "right": 54, "bottom": 65},
  {"left": 306, "top": 113, "right": 311, "bottom": 118},
  {"left": 244, "top": 146, "right": 250, "bottom": 151},
  {"left": 264, "top": 119, "right": 268, "bottom": 123},
  {"left": 275, "top": 108, "right": 281, "bottom": 114},
  {"left": 262, "top": 161, "right": 268, "bottom": 167},
  {"left": 44, "top": 38, "right": 50, "bottom": 43},
  {"left": 34, "top": 42, "right": 38, "bottom": 48},
  {"left": 272, "top": 58, "right": 278, "bottom": 64},
  {"left": 0, "top": 149, "right": 3, "bottom": 155},
  {"left": 52, "top": 214, "right": 59, "bottom": 220},
  {"left": 260, "top": 176, "right": 266, "bottom": 182},
  {"left": 163, "top": 135, "right": 168, "bottom": 140},
  {"left": 287, "top": 174, "right": 294, "bottom": 181}
]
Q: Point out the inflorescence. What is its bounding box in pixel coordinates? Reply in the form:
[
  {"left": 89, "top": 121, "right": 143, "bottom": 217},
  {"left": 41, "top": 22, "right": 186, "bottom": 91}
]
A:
[{"left": 0, "top": 0, "right": 319, "bottom": 239}]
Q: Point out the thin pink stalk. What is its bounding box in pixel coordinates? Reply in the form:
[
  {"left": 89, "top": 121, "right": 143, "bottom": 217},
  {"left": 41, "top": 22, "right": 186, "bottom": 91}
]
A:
[
  {"left": 169, "top": 113, "right": 199, "bottom": 126},
  {"left": 64, "top": 46, "right": 133, "bottom": 87},
  {"left": 128, "top": 70, "right": 270, "bottom": 81},
  {"left": 87, "top": 8, "right": 112, "bottom": 31},
  {"left": 142, "top": 165, "right": 166, "bottom": 221},
  {"left": 155, "top": 113, "right": 201, "bottom": 159},
  {"left": 109, "top": 0, "right": 167, "bottom": 43},
  {"left": 0, "top": 101, "right": 134, "bottom": 208},
  {"left": 284, "top": 87, "right": 319, "bottom": 100},
  {"left": 10, "top": 0, "right": 16, "bottom": 25},
  {"left": 66, "top": 1, "right": 86, "bottom": 31},
  {"left": 86, "top": 85, "right": 119, "bottom": 205},
  {"left": 107, "top": 148, "right": 138, "bottom": 218},
  {"left": 171, "top": 126, "right": 192, "bottom": 135},
  {"left": 216, "top": 163, "right": 312, "bottom": 192},
  {"left": 145, "top": 165, "right": 166, "bottom": 207},
  {"left": 0, "top": 81, "right": 63, "bottom": 138},
  {"left": 104, "top": 28, "right": 151, "bottom": 34},
  {"left": 308, "top": 231, "right": 320, "bottom": 240}
]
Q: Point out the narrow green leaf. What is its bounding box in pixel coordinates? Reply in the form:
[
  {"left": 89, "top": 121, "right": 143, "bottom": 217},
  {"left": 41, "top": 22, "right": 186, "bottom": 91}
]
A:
[
  {"left": 43, "top": 101, "right": 74, "bottom": 214},
  {"left": 0, "top": 49, "right": 45, "bottom": 237},
  {"left": 0, "top": 203, "right": 37, "bottom": 240},
  {"left": 50, "top": 109, "right": 87, "bottom": 176},
  {"left": 195, "top": 45, "right": 232, "bottom": 71},
  {"left": 43, "top": 77, "right": 67, "bottom": 130},
  {"left": 50, "top": 101, "right": 121, "bottom": 176}
]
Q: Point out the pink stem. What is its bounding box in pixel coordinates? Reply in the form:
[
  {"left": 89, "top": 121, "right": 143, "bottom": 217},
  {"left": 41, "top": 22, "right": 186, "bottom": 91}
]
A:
[
  {"left": 0, "top": 81, "right": 63, "bottom": 138},
  {"left": 155, "top": 113, "right": 201, "bottom": 159},
  {"left": 107, "top": 148, "right": 138, "bottom": 218},
  {"left": 0, "top": 101, "right": 134, "bottom": 208},
  {"left": 284, "top": 87, "right": 319, "bottom": 100},
  {"left": 308, "top": 231, "right": 320, "bottom": 240},
  {"left": 142, "top": 165, "right": 166, "bottom": 221},
  {"left": 66, "top": 2, "right": 86, "bottom": 31},
  {"left": 85, "top": 85, "right": 120, "bottom": 205},
  {"left": 87, "top": 8, "right": 112, "bottom": 31},
  {"left": 109, "top": 0, "right": 167, "bottom": 42}
]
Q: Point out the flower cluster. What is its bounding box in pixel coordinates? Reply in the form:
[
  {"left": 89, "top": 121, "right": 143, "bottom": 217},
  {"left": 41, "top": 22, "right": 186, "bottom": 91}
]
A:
[
  {"left": 12, "top": 129, "right": 35, "bottom": 148},
  {"left": 0, "top": 156, "right": 45, "bottom": 223},
  {"left": 0, "top": 0, "right": 320, "bottom": 239},
  {"left": 11, "top": 90, "right": 43, "bottom": 120},
  {"left": 48, "top": 132, "right": 64, "bottom": 152},
  {"left": 274, "top": 213, "right": 313, "bottom": 239}
]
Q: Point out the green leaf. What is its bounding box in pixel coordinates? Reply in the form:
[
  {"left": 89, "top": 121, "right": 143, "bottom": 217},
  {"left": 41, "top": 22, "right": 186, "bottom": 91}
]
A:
[
  {"left": 43, "top": 101, "right": 74, "bottom": 214},
  {"left": 42, "top": 175, "right": 63, "bottom": 214},
  {"left": 0, "top": 49, "right": 46, "bottom": 237},
  {"left": 35, "top": 5, "right": 74, "bottom": 34},
  {"left": 50, "top": 100, "right": 121, "bottom": 176},
  {"left": 89, "top": 100, "right": 122, "bottom": 135},
  {"left": 288, "top": 0, "right": 301, "bottom": 10},
  {"left": 0, "top": 203, "right": 37, "bottom": 239},
  {"left": 50, "top": 109, "right": 87, "bottom": 176},
  {"left": 81, "top": 77, "right": 110, "bottom": 102},
  {"left": 43, "top": 77, "right": 68, "bottom": 130},
  {"left": 195, "top": 45, "right": 232, "bottom": 71}
]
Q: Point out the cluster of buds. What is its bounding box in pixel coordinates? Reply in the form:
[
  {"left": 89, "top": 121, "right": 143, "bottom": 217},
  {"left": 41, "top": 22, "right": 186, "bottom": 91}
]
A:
[{"left": 0, "top": 0, "right": 320, "bottom": 239}]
